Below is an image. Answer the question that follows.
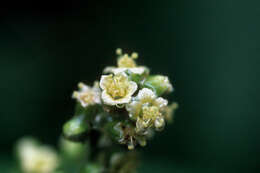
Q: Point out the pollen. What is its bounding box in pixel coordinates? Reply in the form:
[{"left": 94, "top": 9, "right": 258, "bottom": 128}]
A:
[{"left": 142, "top": 106, "right": 161, "bottom": 122}]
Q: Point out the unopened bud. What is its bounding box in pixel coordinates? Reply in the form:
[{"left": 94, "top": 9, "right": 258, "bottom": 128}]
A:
[
  {"left": 143, "top": 75, "right": 173, "bottom": 96},
  {"left": 63, "top": 114, "right": 90, "bottom": 141}
]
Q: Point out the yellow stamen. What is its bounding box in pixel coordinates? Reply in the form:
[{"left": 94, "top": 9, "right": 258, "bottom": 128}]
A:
[
  {"left": 104, "top": 74, "right": 130, "bottom": 99},
  {"left": 117, "top": 55, "right": 136, "bottom": 68}
]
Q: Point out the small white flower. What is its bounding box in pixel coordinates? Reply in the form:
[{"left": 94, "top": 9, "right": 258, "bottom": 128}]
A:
[
  {"left": 103, "top": 49, "right": 149, "bottom": 75},
  {"left": 126, "top": 88, "right": 168, "bottom": 119},
  {"left": 72, "top": 81, "right": 101, "bottom": 107},
  {"left": 100, "top": 72, "right": 137, "bottom": 106},
  {"left": 17, "top": 138, "right": 59, "bottom": 173},
  {"left": 126, "top": 88, "right": 168, "bottom": 133}
]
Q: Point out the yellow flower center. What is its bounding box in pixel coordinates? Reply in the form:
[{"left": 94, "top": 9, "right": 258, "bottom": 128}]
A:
[
  {"left": 105, "top": 74, "right": 130, "bottom": 99},
  {"left": 141, "top": 106, "right": 161, "bottom": 127},
  {"left": 117, "top": 55, "right": 137, "bottom": 68},
  {"left": 79, "top": 92, "right": 95, "bottom": 104}
]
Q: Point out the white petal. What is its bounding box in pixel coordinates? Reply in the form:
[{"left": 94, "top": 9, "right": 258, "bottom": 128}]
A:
[
  {"left": 114, "top": 96, "right": 132, "bottom": 104},
  {"left": 100, "top": 75, "right": 111, "bottom": 90},
  {"left": 154, "top": 117, "right": 165, "bottom": 130},
  {"left": 137, "top": 88, "right": 156, "bottom": 100},
  {"left": 128, "top": 81, "right": 138, "bottom": 95},
  {"left": 155, "top": 97, "right": 168, "bottom": 108},
  {"left": 164, "top": 76, "right": 173, "bottom": 92},
  {"left": 101, "top": 91, "right": 117, "bottom": 105},
  {"left": 101, "top": 91, "right": 132, "bottom": 105},
  {"left": 93, "top": 92, "right": 101, "bottom": 104},
  {"left": 103, "top": 66, "right": 116, "bottom": 74},
  {"left": 129, "top": 67, "right": 146, "bottom": 74},
  {"left": 112, "top": 68, "right": 127, "bottom": 74},
  {"left": 79, "top": 99, "right": 88, "bottom": 107}
]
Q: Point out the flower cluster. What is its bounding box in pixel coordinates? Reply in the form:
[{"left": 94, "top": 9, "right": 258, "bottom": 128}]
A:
[
  {"left": 72, "top": 81, "right": 101, "bottom": 107},
  {"left": 68, "top": 49, "right": 178, "bottom": 150},
  {"left": 15, "top": 49, "right": 178, "bottom": 173}
]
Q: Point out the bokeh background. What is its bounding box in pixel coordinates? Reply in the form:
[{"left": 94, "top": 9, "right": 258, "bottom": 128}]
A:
[{"left": 1, "top": 1, "right": 260, "bottom": 172}]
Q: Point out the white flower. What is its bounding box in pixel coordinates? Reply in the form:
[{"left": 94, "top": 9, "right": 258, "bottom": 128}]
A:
[
  {"left": 100, "top": 72, "right": 137, "bottom": 106},
  {"left": 103, "top": 49, "right": 149, "bottom": 75},
  {"left": 17, "top": 138, "right": 59, "bottom": 173},
  {"left": 72, "top": 81, "right": 101, "bottom": 107},
  {"left": 126, "top": 88, "right": 168, "bottom": 133}
]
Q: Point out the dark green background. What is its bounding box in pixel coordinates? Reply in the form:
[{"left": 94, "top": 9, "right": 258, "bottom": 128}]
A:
[{"left": 0, "top": 1, "right": 259, "bottom": 172}]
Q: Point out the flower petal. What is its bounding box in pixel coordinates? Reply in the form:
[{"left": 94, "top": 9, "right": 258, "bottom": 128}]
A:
[
  {"left": 101, "top": 91, "right": 117, "bottom": 105},
  {"left": 128, "top": 81, "right": 138, "bottom": 95},
  {"left": 137, "top": 88, "right": 156, "bottom": 100},
  {"left": 154, "top": 97, "right": 168, "bottom": 109},
  {"left": 100, "top": 74, "right": 112, "bottom": 90}
]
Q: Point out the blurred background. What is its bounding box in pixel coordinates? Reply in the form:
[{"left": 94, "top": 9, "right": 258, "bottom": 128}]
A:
[{"left": 0, "top": 1, "right": 260, "bottom": 172}]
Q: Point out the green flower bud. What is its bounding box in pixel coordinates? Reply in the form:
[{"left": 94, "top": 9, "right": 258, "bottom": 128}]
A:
[
  {"left": 143, "top": 75, "right": 173, "bottom": 96},
  {"left": 104, "top": 121, "right": 124, "bottom": 142},
  {"left": 63, "top": 114, "right": 90, "bottom": 141},
  {"left": 60, "top": 137, "right": 88, "bottom": 159}
]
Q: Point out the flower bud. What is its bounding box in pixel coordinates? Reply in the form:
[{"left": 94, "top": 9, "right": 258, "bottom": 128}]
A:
[
  {"left": 60, "top": 137, "right": 88, "bottom": 159},
  {"left": 143, "top": 75, "right": 173, "bottom": 96},
  {"left": 63, "top": 114, "right": 90, "bottom": 141}
]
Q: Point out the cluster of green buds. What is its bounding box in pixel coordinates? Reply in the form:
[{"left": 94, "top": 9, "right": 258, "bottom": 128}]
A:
[{"left": 64, "top": 49, "right": 178, "bottom": 150}]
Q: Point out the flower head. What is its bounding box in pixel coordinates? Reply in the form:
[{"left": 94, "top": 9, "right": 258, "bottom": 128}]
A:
[
  {"left": 72, "top": 81, "right": 101, "bottom": 107},
  {"left": 17, "top": 138, "right": 59, "bottom": 173},
  {"left": 112, "top": 122, "right": 147, "bottom": 150},
  {"left": 103, "top": 48, "right": 149, "bottom": 75},
  {"left": 126, "top": 88, "right": 168, "bottom": 133},
  {"left": 100, "top": 72, "right": 137, "bottom": 106}
]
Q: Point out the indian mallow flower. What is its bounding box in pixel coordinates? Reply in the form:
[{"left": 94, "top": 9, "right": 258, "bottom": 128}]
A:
[
  {"left": 72, "top": 81, "right": 101, "bottom": 107},
  {"left": 126, "top": 88, "right": 168, "bottom": 133},
  {"left": 16, "top": 138, "right": 59, "bottom": 173},
  {"left": 100, "top": 72, "right": 137, "bottom": 106},
  {"left": 103, "top": 48, "right": 148, "bottom": 75}
]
